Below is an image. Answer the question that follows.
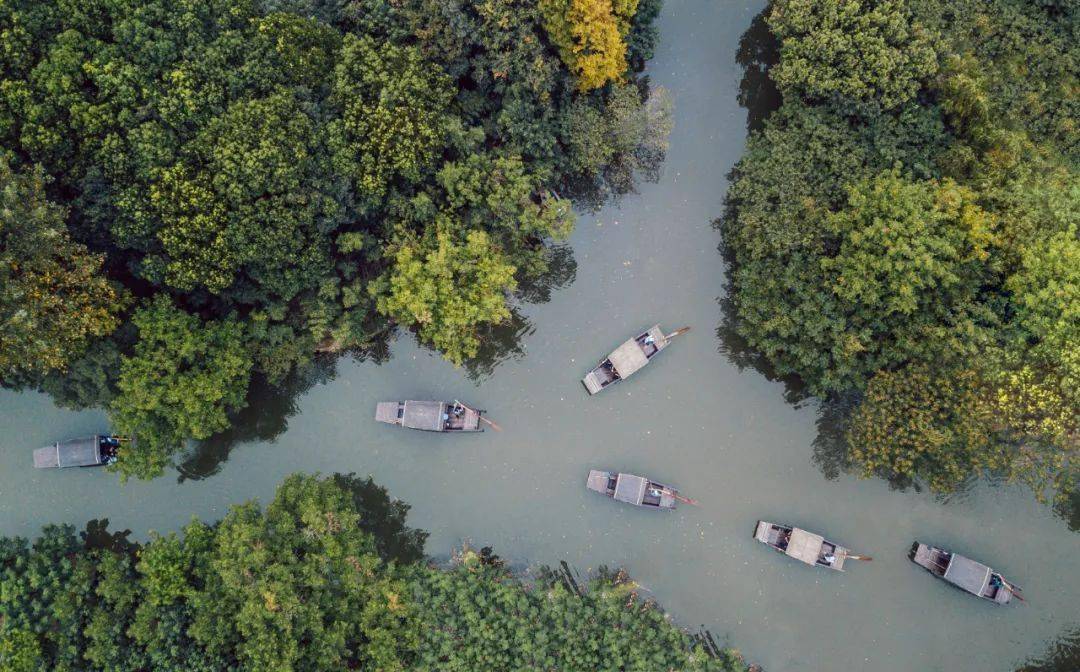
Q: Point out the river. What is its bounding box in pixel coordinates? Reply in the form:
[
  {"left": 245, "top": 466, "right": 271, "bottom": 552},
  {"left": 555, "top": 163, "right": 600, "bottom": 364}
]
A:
[{"left": 1, "top": 2, "right": 1077, "bottom": 670}]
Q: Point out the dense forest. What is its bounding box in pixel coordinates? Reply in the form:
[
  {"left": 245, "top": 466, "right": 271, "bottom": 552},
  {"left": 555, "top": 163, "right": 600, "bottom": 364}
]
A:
[
  {"left": 722, "top": 0, "right": 1078, "bottom": 499},
  {"left": 0, "top": 0, "right": 671, "bottom": 478},
  {"left": 0, "top": 473, "right": 749, "bottom": 671}
]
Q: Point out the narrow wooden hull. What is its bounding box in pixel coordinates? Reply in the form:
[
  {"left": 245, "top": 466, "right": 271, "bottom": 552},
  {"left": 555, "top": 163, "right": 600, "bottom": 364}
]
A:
[
  {"left": 586, "top": 470, "right": 676, "bottom": 509},
  {"left": 33, "top": 435, "right": 117, "bottom": 469},
  {"left": 754, "top": 521, "right": 850, "bottom": 571},
  {"left": 582, "top": 325, "right": 669, "bottom": 395},
  {"left": 375, "top": 401, "right": 484, "bottom": 432},
  {"left": 909, "top": 542, "right": 1013, "bottom": 604}
]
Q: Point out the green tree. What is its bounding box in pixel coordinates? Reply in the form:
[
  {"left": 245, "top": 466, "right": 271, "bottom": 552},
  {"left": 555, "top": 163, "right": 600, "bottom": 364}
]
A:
[
  {"left": 109, "top": 296, "right": 252, "bottom": 479},
  {"left": 187, "top": 474, "right": 417, "bottom": 671},
  {"left": 848, "top": 364, "right": 999, "bottom": 491},
  {"left": 143, "top": 90, "right": 339, "bottom": 301},
  {"left": 329, "top": 35, "right": 454, "bottom": 206},
  {"left": 0, "top": 630, "right": 43, "bottom": 672},
  {"left": 768, "top": 0, "right": 938, "bottom": 109},
  {"left": 0, "top": 160, "right": 125, "bottom": 380},
  {"left": 375, "top": 229, "right": 517, "bottom": 364}
]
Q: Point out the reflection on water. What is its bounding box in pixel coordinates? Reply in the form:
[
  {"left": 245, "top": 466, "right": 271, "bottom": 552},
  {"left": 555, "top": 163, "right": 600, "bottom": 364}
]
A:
[
  {"left": 809, "top": 394, "right": 856, "bottom": 481},
  {"left": 331, "top": 472, "right": 429, "bottom": 564},
  {"left": 1053, "top": 489, "right": 1080, "bottom": 532},
  {"left": 734, "top": 3, "right": 782, "bottom": 132},
  {"left": 1015, "top": 632, "right": 1080, "bottom": 672},
  {"left": 81, "top": 518, "right": 135, "bottom": 554},
  {"left": 177, "top": 359, "right": 340, "bottom": 481},
  {"left": 460, "top": 309, "right": 536, "bottom": 383},
  {"left": 516, "top": 244, "right": 578, "bottom": 306}
]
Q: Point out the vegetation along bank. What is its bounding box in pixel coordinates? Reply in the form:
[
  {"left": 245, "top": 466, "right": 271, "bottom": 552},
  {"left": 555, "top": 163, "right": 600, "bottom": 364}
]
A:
[
  {"left": 0, "top": 0, "right": 672, "bottom": 478},
  {"left": 0, "top": 473, "right": 750, "bottom": 671},
  {"left": 721, "top": 0, "right": 1078, "bottom": 500}
]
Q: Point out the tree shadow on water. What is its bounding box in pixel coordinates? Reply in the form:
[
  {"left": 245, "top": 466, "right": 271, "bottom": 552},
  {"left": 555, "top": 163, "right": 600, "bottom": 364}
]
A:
[
  {"left": 461, "top": 308, "right": 536, "bottom": 383},
  {"left": 81, "top": 518, "right": 135, "bottom": 555},
  {"left": 1053, "top": 487, "right": 1080, "bottom": 532},
  {"left": 1015, "top": 630, "right": 1080, "bottom": 672},
  {"left": 176, "top": 357, "right": 340, "bottom": 482},
  {"left": 331, "top": 472, "right": 429, "bottom": 564},
  {"left": 735, "top": 3, "right": 783, "bottom": 132},
  {"left": 516, "top": 243, "right": 577, "bottom": 305},
  {"left": 460, "top": 243, "right": 576, "bottom": 382}
]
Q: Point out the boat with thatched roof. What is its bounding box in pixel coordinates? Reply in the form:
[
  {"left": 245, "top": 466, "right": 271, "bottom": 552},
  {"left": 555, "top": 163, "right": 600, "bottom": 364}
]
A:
[
  {"left": 582, "top": 325, "right": 689, "bottom": 395},
  {"left": 910, "top": 542, "right": 1019, "bottom": 604},
  {"left": 33, "top": 435, "right": 122, "bottom": 469},
  {"left": 375, "top": 400, "right": 485, "bottom": 432},
  {"left": 586, "top": 470, "right": 681, "bottom": 509},
  {"left": 754, "top": 521, "right": 868, "bottom": 571}
]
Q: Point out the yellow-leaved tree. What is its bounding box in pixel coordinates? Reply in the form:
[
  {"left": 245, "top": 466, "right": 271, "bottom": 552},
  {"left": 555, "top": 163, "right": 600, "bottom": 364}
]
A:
[{"left": 540, "top": 0, "right": 637, "bottom": 91}]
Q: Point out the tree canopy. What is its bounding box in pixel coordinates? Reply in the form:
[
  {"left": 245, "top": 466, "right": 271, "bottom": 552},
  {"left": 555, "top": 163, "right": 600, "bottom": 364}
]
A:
[
  {"left": 723, "top": 0, "right": 1079, "bottom": 498},
  {"left": 0, "top": 158, "right": 125, "bottom": 379},
  {"left": 0, "top": 0, "right": 672, "bottom": 477},
  {"left": 0, "top": 473, "right": 750, "bottom": 672}
]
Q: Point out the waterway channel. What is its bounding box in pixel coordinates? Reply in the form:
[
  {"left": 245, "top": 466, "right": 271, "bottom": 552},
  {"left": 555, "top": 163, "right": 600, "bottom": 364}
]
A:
[{"left": 0, "top": 2, "right": 1076, "bottom": 670}]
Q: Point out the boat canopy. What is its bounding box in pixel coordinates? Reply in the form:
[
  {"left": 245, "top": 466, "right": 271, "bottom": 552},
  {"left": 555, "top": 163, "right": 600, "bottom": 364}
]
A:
[
  {"left": 944, "top": 554, "right": 992, "bottom": 595},
  {"left": 33, "top": 436, "right": 101, "bottom": 468},
  {"left": 785, "top": 528, "right": 825, "bottom": 565},
  {"left": 609, "top": 340, "right": 649, "bottom": 379},
  {"left": 613, "top": 473, "right": 648, "bottom": 505},
  {"left": 401, "top": 401, "right": 445, "bottom": 431}
]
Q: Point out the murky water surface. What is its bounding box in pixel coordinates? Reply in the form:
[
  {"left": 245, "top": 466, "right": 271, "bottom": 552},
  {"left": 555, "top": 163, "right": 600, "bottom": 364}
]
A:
[{"left": 1, "top": 3, "right": 1076, "bottom": 670}]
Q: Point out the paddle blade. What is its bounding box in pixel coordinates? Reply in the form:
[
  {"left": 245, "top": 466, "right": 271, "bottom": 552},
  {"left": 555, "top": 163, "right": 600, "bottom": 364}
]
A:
[
  {"left": 666, "top": 326, "right": 691, "bottom": 339},
  {"left": 481, "top": 416, "right": 503, "bottom": 432},
  {"left": 848, "top": 555, "right": 873, "bottom": 562}
]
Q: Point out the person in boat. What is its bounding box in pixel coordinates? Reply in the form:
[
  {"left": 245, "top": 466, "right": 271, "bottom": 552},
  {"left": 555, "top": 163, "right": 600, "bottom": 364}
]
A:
[
  {"left": 649, "top": 487, "right": 663, "bottom": 498},
  {"left": 99, "top": 436, "right": 120, "bottom": 464},
  {"left": 643, "top": 334, "right": 656, "bottom": 346},
  {"left": 822, "top": 552, "right": 836, "bottom": 565}
]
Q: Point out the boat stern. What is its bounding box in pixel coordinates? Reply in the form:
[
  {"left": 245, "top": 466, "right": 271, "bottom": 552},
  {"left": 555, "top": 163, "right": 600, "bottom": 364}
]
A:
[
  {"left": 586, "top": 470, "right": 613, "bottom": 494},
  {"left": 582, "top": 370, "right": 606, "bottom": 395},
  {"left": 375, "top": 402, "right": 403, "bottom": 425}
]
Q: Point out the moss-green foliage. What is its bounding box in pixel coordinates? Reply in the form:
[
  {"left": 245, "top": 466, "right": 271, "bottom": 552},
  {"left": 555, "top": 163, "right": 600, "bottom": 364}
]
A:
[
  {"left": 109, "top": 296, "right": 252, "bottom": 479},
  {"left": 0, "top": 0, "right": 670, "bottom": 477},
  {"left": 768, "top": 0, "right": 938, "bottom": 110},
  {"left": 723, "top": 0, "right": 1079, "bottom": 497},
  {"left": 0, "top": 158, "right": 126, "bottom": 379},
  {"left": 0, "top": 474, "right": 749, "bottom": 672},
  {"left": 412, "top": 554, "right": 744, "bottom": 671}
]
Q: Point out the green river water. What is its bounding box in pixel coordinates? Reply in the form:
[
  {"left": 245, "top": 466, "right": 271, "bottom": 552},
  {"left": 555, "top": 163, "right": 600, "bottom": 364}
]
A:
[{"left": 0, "top": 2, "right": 1077, "bottom": 670}]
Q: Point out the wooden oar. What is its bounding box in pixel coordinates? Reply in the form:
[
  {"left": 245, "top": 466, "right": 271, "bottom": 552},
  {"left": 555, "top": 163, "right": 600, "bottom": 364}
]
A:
[
  {"left": 846, "top": 554, "right": 873, "bottom": 561},
  {"left": 664, "top": 490, "right": 698, "bottom": 506},
  {"left": 453, "top": 400, "right": 502, "bottom": 432},
  {"left": 665, "top": 326, "right": 691, "bottom": 340}
]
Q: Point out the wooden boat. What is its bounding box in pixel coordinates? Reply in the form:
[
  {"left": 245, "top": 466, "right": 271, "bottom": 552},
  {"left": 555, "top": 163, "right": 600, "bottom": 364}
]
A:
[
  {"left": 582, "top": 324, "right": 689, "bottom": 395},
  {"left": 33, "top": 435, "right": 122, "bottom": 469},
  {"left": 375, "top": 400, "right": 485, "bottom": 432},
  {"left": 586, "top": 470, "right": 679, "bottom": 509},
  {"left": 910, "top": 542, "right": 1018, "bottom": 604},
  {"left": 754, "top": 521, "right": 864, "bottom": 571}
]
